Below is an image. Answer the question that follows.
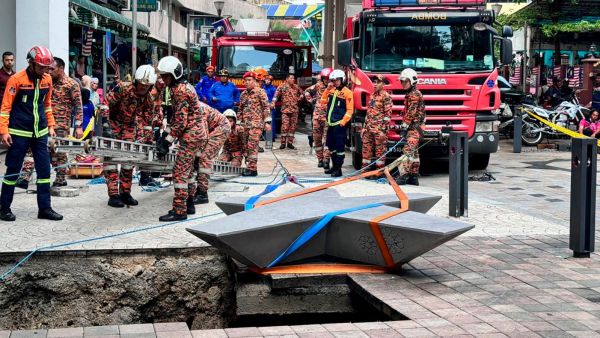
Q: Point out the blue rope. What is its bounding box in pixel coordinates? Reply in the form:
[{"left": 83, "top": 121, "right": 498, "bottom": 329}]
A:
[
  {"left": 87, "top": 177, "right": 106, "bottom": 185},
  {"left": 267, "top": 202, "right": 383, "bottom": 268},
  {"left": 0, "top": 211, "right": 224, "bottom": 282},
  {"left": 244, "top": 179, "right": 286, "bottom": 211}
]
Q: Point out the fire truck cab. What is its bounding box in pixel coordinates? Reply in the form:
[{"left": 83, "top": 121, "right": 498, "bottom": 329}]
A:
[{"left": 339, "top": 0, "right": 513, "bottom": 170}]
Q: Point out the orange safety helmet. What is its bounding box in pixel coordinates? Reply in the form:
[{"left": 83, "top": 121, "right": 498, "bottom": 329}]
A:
[
  {"left": 254, "top": 68, "right": 268, "bottom": 81},
  {"left": 27, "top": 46, "right": 53, "bottom": 67},
  {"left": 206, "top": 66, "right": 215, "bottom": 72},
  {"left": 243, "top": 71, "right": 256, "bottom": 79}
]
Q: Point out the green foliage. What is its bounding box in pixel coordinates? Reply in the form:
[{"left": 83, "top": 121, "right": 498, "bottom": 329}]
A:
[{"left": 496, "top": 0, "right": 599, "bottom": 37}]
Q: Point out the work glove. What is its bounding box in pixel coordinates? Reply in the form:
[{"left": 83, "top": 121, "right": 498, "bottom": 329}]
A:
[{"left": 399, "top": 122, "right": 409, "bottom": 130}]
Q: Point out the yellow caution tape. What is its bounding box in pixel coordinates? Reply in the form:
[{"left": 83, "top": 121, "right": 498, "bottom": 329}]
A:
[
  {"left": 66, "top": 117, "right": 95, "bottom": 141},
  {"left": 523, "top": 108, "right": 600, "bottom": 147}
]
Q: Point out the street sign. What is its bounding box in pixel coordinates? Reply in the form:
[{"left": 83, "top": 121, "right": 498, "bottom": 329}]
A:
[{"left": 137, "top": 0, "right": 158, "bottom": 12}]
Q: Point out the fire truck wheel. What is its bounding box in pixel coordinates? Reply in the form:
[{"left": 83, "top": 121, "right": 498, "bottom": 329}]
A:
[{"left": 469, "top": 153, "right": 490, "bottom": 171}]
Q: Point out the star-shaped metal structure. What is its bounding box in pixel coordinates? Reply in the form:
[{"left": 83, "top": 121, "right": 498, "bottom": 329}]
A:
[{"left": 187, "top": 189, "right": 473, "bottom": 271}]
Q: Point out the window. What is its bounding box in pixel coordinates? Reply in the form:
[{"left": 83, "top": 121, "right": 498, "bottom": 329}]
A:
[{"left": 217, "top": 46, "right": 305, "bottom": 78}]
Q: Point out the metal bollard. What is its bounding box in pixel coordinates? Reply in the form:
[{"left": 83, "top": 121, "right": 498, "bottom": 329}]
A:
[
  {"left": 449, "top": 131, "right": 468, "bottom": 217},
  {"left": 513, "top": 107, "right": 522, "bottom": 153},
  {"left": 570, "top": 138, "right": 597, "bottom": 258}
]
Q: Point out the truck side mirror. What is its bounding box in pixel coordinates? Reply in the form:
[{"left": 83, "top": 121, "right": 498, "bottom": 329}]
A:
[
  {"left": 501, "top": 39, "right": 513, "bottom": 65},
  {"left": 502, "top": 25, "right": 513, "bottom": 38},
  {"left": 337, "top": 39, "right": 353, "bottom": 67}
]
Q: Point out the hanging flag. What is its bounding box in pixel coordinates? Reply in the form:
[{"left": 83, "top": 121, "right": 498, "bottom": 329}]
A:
[
  {"left": 553, "top": 66, "right": 562, "bottom": 80},
  {"left": 509, "top": 67, "right": 521, "bottom": 85},
  {"left": 82, "top": 27, "right": 94, "bottom": 56},
  {"left": 569, "top": 66, "right": 581, "bottom": 87}
]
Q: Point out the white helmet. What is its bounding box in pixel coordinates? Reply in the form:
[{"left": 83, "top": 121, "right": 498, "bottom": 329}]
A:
[
  {"left": 399, "top": 68, "right": 418, "bottom": 86},
  {"left": 134, "top": 65, "right": 157, "bottom": 85},
  {"left": 223, "top": 109, "right": 237, "bottom": 119},
  {"left": 329, "top": 69, "right": 346, "bottom": 82},
  {"left": 158, "top": 56, "right": 184, "bottom": 80}
]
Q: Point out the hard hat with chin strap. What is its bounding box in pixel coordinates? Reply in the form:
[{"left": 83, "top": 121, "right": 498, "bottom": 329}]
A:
[
  {"left": 399, "top": 68, "right": 418, "bottom": 86},
  {"left": 223, "top": 109, "right": 237, "bottom": 120},
  {"left": 134, "top": 65, "right": 157, "bottom": 85},
  {"left": 329, "top": 69, "right": 346, "bottom": 82},
  {"left": 157, "top": 56, "right": 184, "bottom": 80}
]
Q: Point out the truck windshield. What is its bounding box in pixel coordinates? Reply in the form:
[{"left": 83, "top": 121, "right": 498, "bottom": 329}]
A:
[
  {"left": 361, "top": 23, "right": 493, "bottom": 73},
  {"left": 218, "top": 46, "right": 302, "bottom": 78}
]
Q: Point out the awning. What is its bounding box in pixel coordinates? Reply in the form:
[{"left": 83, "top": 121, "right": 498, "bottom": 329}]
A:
[
  {"left": 261, "top": 4, "right": 324, "bottom": 20},
  {"left": 70, "top": 0, "right": 150, "bottom": 35}
]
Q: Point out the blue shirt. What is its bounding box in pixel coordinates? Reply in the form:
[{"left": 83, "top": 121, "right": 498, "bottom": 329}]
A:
[
  {"left": 209, "top": 81, "right": 240, "bottom": 112},
  {"left": 263, "top": 84, "right": 277, "bottom": 102},
  {"left": 82, "top": 101, "right": 95, "bottom": 132},
  {"left": 195, "top": 75, "right": 216, "bottom": 102}
]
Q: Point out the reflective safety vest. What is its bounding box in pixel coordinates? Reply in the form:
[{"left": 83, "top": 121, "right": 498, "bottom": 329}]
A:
[
  {"left": 0, "top": 68, "right": 55, "bottom": 137},
  {"left": 324, "top": 86, "right": 353, "bottom": 127}
]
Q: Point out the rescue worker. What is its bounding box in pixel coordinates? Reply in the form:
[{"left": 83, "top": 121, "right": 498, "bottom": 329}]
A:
[
  {"left": 104, "top": 64, "right": 158, "bottom": 208},
  {"left": 306, "top": 68, "right": 332, "bottom": 168},
  {"left": 195, "top": 65, "right": 216, "bottom": 103},
  {"left": 190, "top": 103, "right": 231, "bottom": 205},
  {"left": 137, "top": 77, "right": 165, "bottom": 187},
  {"left": 321, "top": 69, "right": 353, "bottom": 177},
  {"left": 0, "top": 46, "right": 63, "bottom": 221},
  {"left": 272, "top": 73, "right": 303, "bottom": 149},
  {"left": 208, "top": 69, "right": 240, "bottom": 113},
  {"left": 361, "top": 74, "right": 392, "bottom": 172},
  {"left": 156, "top": 56, "right": 209, "bottom": 221},
  {"left": 238, "top": 71, "right": 271, "bottom": 177},
  {"left": 396, "top": 68, "right": 425, "bottom": 186},
  {"left": 220, "top": 109, "right": 244, "bottom": 167}
]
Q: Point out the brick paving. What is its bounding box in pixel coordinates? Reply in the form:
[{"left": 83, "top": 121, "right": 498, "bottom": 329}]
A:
[{"left": 4, "top": 139, "right": 600, "bottom": 337}]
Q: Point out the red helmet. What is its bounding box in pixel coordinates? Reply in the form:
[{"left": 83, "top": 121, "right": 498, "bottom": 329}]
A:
[
  {"left": 206, "top": 66, "right": 215, "bottom": 72},
  {"left": 320, "top": 67, "right": 333, "bottom": 79},
  {"left": 27, "top": 46, "right": 53, "bottom": 67},
  {"left": 243, "top": 71, "right": 256, "bottom": 79}
]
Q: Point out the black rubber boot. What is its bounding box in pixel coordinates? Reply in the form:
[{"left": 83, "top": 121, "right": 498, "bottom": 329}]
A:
[
  {"left": 242, "top": 169, "right": 258, "bottom": 177},
  {"left": 193, "top": 190, "right": 209, "bottom": 205},
  {"left": 396, "top": 174, "right": 419, "bottom": 186},
  {"left": 279, "top": 144, "right": 286, "bottom": 149},
  {"left": 408, "top": 174, "right": 420, "bottom": 186},
  {"left": 120, "top": 192, "right": 139, "bottom": 206},
  {"left": 108, "top": 195, "right": 125, "bottom": 208},
  {"left": 186, "top": 197, "right": 196, "bottom": 215},
  {"left": 323, "top": 160, "right": 330, "bottom": 170},
  {"left": 139, "top": 172, "right": 157, "bottom": 187},
  {"left": 317, "top": 161, "right": 324, "bottom": 168},
  {"left": 0, "top": 209, "right": 16, "bottom": 221},
  {"left": 287, "top": 143, "right": 295, "bottom": 150},
  {"left": 52, "top": 181, "right": 68, "bottom": 188},
  {"left": 258, "top": 146, "right": 265, "bottom": 153},
  {"left": 16, "top": 180, "right": 29, "bottom": 190},
  {"left": 38, "top": 208, "right": 63, "bottom": 221},
  {"left": 159, "top": 210, "right": 187, "bottom": 222}
]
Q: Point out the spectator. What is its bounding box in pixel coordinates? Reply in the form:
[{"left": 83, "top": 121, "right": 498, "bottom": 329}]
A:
[
  {"left": 590, "top": 74, "right": 600, "bottom": 112},
  {"left": 80, "top": 88, "right": 95, "bottom": 139},
  {"left": 81, "top": 75, "right": 92, "bottom": 89},
  {"left": 0, "top": 51, "right": 15, "bottom": 106},
  {"left": 579, "top": 110, "right": 600, "bottom": 138},
  {"left": 208, "top": 69, "right": 240, "bottom": 113},
  {"left": 90, "top": 77, "right": 103, "bottom": 107},
  {"left": 560, "top": 79, "right": 573, "bottom": 100},
  {"left": 543, "top": 77, "right": 562, "bottom": 107}
]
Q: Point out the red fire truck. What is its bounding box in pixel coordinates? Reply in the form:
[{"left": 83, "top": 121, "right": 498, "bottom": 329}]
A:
[
  {"left": 211, "top": 31, "right": 313, "bottom": 89},
  {"left": 338, "top": 0, "right": 513, "bottom": 170}
]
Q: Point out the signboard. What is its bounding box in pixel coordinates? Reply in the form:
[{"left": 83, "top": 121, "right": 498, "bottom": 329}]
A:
[{"left": 137, "top": 0, "right": 158, "bottom": 12}]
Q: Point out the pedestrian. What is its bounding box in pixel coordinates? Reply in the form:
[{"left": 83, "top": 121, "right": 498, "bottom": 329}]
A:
[
  {"left": 320, "top": 69, "right": 353, "bottom": 177},
  {"left": 361, "top": 74, "right": 392, "bottom": 172},
  {"left": 590, "top": 74, "right": 600, "bottom": 112},
  {"left": 306, "top": 68, "right": 332, "bottom": 168},
  {"left": 0, "top": 51, "right": 15, "bottom": 107},
  {"left": 272, "top": 73, "right": 303, "bottom": 149},
  {"left": 220, "top": 109, "right": 244, "bottom": 167},
  {"left": 80, "top": 87, "right": 95, "bottom": 139},
  {"left": 103, "top": 64, "right": 157, "bottom": 208},
  {"left": 195, "top": 65, "right": 216, "bottom": 103},
  {"left": 0, "top": 46, "right": 63, "bottom": 221},
  {"left": 578, "top": 110, "right": 600, "bottom": 138},
  {"left": 395, "top": 68, "right": 425, "bottom": 186},
  {"left": 190, "top": 103, "right": 231, "bottom": 205},
  {"left": 208, "top": 69, "right": 240, "bottom": 113},
  {"left": 238, "top": 71, "right": 271, "bottom": 177},
  {"left": 156, "top": 56, "right": 209, "bottom": 221},
  {"left": 90, "top": 77, "right": 103, "bottom": 107},
  {"left": 262, "top": 74, "right": 277, "bottom": 142}
]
